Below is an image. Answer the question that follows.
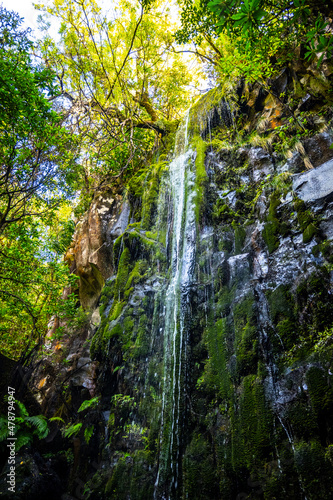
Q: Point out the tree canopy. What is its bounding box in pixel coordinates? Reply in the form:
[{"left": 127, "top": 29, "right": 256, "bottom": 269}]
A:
[
  {"left": 36, "top": 0, "right": 202, "bottom": 192},
  {"left": 0, "top": 6, "right": 78, "bottom": 359},
  {"left": 176, "top": 0, "right": 333, "bottom": 81}
]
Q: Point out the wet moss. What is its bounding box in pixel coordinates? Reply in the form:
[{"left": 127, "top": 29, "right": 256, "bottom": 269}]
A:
[
  {"left": 193, "top": 134, "right": 208, "bottom": 222},
  {"left": 133, "top": 314, "right": 150, "bottom": 358},
  {"left": 294, "top": 440, "right": 333, "bottom": 498},
  {"left": 114, "top": 247, "right": 131, "bottom": 299},
  {"left": 262, "top": 192, "right": 287, "bottom": 253},
  {"left": 266, "top": 284, "right": 298, "bottom": 351},
  {"left": 262, "top": 219, "right": 280, "bottom": 253},
  {"left": 233, "top": 294, "right": 258, "bottom": 376},
  {"left": 109, "top": 301, "right": 126, "bottom": 321},
  {"left": 125, "top": 260, "right": 147, "bottom": 292},
  {"left": 294, "top": 197, "right": 318, "bottom": 243},
  {"left": 306, "top": 367, "right": 333, "bottom": 420},
  {"left": 286, "top": 397, "right": 317, "bottom": 440},
  {"left": 230, "top": 375, "right": 274, "bottom": 471},
  {"left": 234, "top": 224, "right": 246, "bottom": 254},
  {"left": 303, "top": 222, "right": 317, "bottom": 243},
  {"left": 182, "top": 433, "right": 218, "bottom": 499}
]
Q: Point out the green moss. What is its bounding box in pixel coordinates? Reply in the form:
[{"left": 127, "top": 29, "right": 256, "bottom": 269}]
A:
[
  {"left": 125, "top": 260, "right": 146, "bottom": 291},
  {"left": 303, "top": 222, "right": 317, "bottom": 243},
  {"left": 114, "top": 247, "right": 131, "bottom": 299},
  {"left": 105, "top": 457, "right": 128, "bottom": 497},
  {"left": 262, "top": 192, "right": 283, "bottom": 253},
  {"left": 267, "top": 191, "right": 281, "bottom": 220},
  {"left": 193, "top": 134, "right": 208, "bottom": 222},
  {"left": 233, "top": 294, "right": 258, "bottom": 376},
  {"left": 230, "top": 375, "right": 273, "bottom": 471},
  {"left": 109, "top": 323, "right": 123, "bottom": 338},
  {"left": 262, "top": 219, "right": 280, "bottom": 253},
  {"left": 312, "top": 240, "right": 333, "bottom": 262},
  {"left": 267, "top": 285, "right": 294, "bottom": 322},
  {"left": 109, "top": 301, "right": 126, "bottom": 321},
  {"left": 105, "top": 450, "right": 155, "bottom": 499},
  {"left": 294, "top": 197, "right": 319, "bottom": 243},
  {"left": 294, "top": 440, "right": 333, "bottom": 498},
  {"left": 90, "top": 321, "right": 123, "bottom": 360},
  {"left": 189, "top": 86, "right": 228, "bottom": 135},
  {"left": 182, "top": 433, "right": 218, "bottom": 498},
  {"left": 127, "top": 159, "right": 165, "bottom": 225},
  {"left": 141, "top": 175, "right": 159, "bottom": 230},
  {"left": 113, "top": 234, "right": 124, "bottom": 267},
  {"left": 306, "top": 367, "right": 333, "bottom": 417},
  {"left": 234, "top": 224, "right": 246, "bottom": 254},
  {"left": 133, "top": 314, "right": 150, "bottom": 358},
  {"left": 286, "top": 398, "right": 317, "bottom": 440},
  {"left": 266, "top": 284, "right": 298, "bottom": 351},
  {"left": 145, "top": 231, "right": 157, "bottom": 240},
  {"left": 123, "top": 316, "right": 134, "bottom": 336}
]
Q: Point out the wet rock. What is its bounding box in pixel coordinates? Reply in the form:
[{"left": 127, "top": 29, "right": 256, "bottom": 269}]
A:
[
  {"left": 109, "top": 201, "right": 130, "bottom": 240},
  {"left": 277, "top": 151, "right": 304, "bottom": 174},
  {"left": 248, "top": 147, "right": 274, "bottom": 182},
  {"left": 293, "top": 157, "right": 333, "bottom": 202}
]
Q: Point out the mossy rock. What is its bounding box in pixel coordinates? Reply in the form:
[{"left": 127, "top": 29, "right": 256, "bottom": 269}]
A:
[{"left": 262, "top": 219, "right": 280, "bottom": 253}]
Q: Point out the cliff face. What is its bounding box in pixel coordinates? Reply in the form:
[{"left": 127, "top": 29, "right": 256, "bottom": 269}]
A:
[{"left": 4, "top": 65, "right": 333, "bottom": 500}]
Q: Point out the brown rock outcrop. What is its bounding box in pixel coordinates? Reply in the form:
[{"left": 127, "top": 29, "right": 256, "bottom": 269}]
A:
[{"left": 68, "top": 191, "right": 130, "bottom": 309}]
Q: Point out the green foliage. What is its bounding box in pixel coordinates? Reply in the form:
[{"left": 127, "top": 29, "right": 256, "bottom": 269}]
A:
[
  {"left": 262, "top": 191, "right": 289, "bottom": 253},
  {"left": 183, "top": 433, "right": 218, "bottom": 498},
  {"left": 62, "top": 422, "right": 83, "bottom": 439},
  {"left": 78, "top": 396, "right": 99, "bottom": 413},
  {"left": 177, "top": 0, "right": 333, "bottom": 83},
  {"left": 36, "top": 0, "right": 200, "bottom": 187},
  {"left": 0, "top": 6, "right": 78, "bottom": 235},
  {"left": 84, "top": 424, "right": 94, "bottom": 444},
  {"left": 0, "top": 215, "right": 78, "bottom": 359},
  {"left": 0, "top": 7, "right": 79, "bottom": 359},
  {"left": 0, "top": 399, "right": 49, "bottom": 451}
]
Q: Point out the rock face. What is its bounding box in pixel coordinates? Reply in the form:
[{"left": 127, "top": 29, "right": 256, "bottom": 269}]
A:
[
  {"left": 6, "top": 80, "right": 333, "bottom": 500},
  {"left": 67, "top": 193, "right": 130, "bottom": 309},
  {"left": 293, "top": 157, "right": 333, "bottom": 202}
]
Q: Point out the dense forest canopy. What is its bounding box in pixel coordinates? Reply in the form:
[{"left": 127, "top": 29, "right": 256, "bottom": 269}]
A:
[{"left": 0, "top": 0, "right": 331, "bottom": 358}]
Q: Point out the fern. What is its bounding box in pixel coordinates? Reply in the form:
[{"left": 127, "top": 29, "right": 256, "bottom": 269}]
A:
[
  {"left": 16, "top": 400, "right": 29, "bottom": 417},
  {"left": 26, "top": 415, "right": 49, "bottom": 439},
  {"left": 84, "top": 425, "right": 94, "bottom": 444},
  {"left": 16, "top": 433, "right": 33, "bottom": 451},
  {"left": 63, "top": 423, "right": 82, "bottom": 438},
  {"left": 49, "top": 416, "right": 65, "bottom": 424},
  {"left": 78, "top": 397, "right": 99, "bottom": 413}
]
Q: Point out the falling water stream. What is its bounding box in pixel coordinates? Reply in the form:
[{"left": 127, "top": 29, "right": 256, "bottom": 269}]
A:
[{"left": 154, "top": 111, "right": 197, "bottom": 499}]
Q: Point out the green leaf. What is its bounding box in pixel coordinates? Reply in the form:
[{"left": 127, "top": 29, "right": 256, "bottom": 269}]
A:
[
  {"left": 232, "top": 13, "right": 245, "bottom": 20},
  {"left": 63, "top": 423, "right": 82, "bottom": 438},
  {"left": 84, "top": 425, "right": 94, "bottom": 444},
  {"left": 77, "top": 397, "right": 99, "bottom": 413},
  {"left": 50, "top": 416, "right": 65, "bottom": 424},
  {"left": 253, "top": 9, "right": 266, "bottom": 20},
  {"left": 26, "top": 415, "right": 49, "bottom": 439}
]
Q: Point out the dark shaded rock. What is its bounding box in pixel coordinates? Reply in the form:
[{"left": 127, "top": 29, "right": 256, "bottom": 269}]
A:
[{"left": 303, "top": 132, "right": 333, "bottom": 168}]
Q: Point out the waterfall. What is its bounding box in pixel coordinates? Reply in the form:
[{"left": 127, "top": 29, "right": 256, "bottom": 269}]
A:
[{"left": 154, "top": 111, "right": 197, "bottom": 499}]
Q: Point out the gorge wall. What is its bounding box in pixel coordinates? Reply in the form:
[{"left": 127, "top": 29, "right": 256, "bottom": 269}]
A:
[{"left": 3, "top": 65, "right": 333, "bottom": 500}]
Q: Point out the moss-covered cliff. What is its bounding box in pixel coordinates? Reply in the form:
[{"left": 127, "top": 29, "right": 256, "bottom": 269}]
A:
[{"left": 2, "top": 61, "right": 333, "bottom": 500}]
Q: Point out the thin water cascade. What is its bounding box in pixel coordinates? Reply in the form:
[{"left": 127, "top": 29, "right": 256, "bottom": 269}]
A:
[{"left": 154, "top": 111, "right": 197, "bottom": 499}]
